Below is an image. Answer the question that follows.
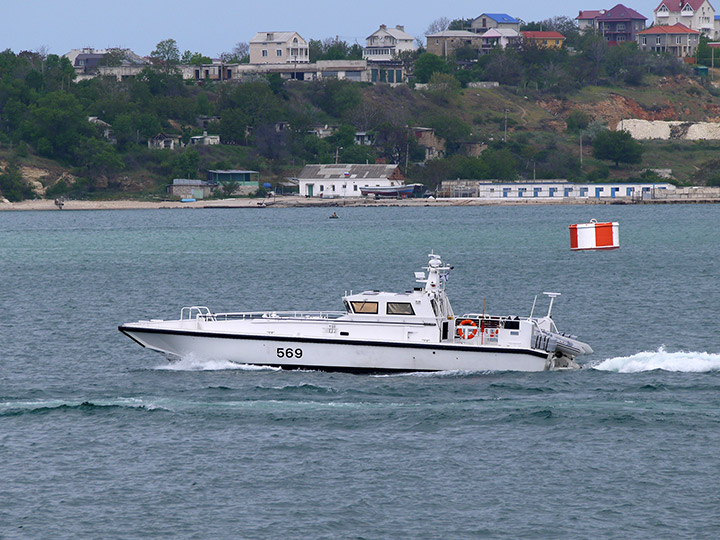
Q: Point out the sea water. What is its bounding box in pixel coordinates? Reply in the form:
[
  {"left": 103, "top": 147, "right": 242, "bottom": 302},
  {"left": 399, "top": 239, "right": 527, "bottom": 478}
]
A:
[{"left": 1, "top": 204, "right": 719, "bottom": 539}]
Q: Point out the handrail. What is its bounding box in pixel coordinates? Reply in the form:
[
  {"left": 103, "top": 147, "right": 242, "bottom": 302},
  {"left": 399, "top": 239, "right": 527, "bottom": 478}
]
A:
[
  {"left": 180, "top": 306, "right": 213, "bottom": 320},
  {"left": 195, "top": 310, "right": 347, "bottom": 322}
]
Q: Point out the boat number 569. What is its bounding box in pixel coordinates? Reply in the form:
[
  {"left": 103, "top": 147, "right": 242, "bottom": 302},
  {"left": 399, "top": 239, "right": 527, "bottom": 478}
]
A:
[{"left": 276, "top": 347, "right": 303, "bottom": 359}]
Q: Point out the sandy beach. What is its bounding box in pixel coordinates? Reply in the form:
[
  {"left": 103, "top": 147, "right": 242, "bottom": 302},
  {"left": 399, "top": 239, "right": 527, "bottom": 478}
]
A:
[
  {"left": 2, "top": 192, "right": 719, "bottom": 211},
  {"left": 0, "top": 195, "right": 658, "bottom": 211}
]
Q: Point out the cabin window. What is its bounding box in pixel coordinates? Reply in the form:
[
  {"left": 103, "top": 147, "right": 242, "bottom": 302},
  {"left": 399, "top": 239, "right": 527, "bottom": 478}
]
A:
[
  {"left": 386, "top": 302, "right": 415, "bottom": 315},
  {"left": 343, "top": 300, "right": 351, "bottom": 313},
  {"left": 504, "top": 319, "right": 520, "bottom": 330},
  {"left": 351, "top": 301, "right": 378, "bottom": 314}
]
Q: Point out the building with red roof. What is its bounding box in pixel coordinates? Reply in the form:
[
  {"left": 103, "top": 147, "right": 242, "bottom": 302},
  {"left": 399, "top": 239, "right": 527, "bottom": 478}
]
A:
[
  {"left": 576, "top": 10, "right": 606, "bottom": 32},
  {"left": 596, "top": 4, "right": 648, "bottom": 45},
  {"left": 653, "top": 0, "right": 715, "bottom": 35},
  {"left": 637, "top": 22, "right": 700, "bottom": 57},
  {"left": 521, "top": 31, "right": 566, "bottom": 48}
]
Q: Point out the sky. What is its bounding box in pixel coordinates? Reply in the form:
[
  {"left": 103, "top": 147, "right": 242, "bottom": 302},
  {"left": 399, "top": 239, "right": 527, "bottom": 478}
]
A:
[{"left": 3, "top": 0, "right": 661, "bottom": 58}]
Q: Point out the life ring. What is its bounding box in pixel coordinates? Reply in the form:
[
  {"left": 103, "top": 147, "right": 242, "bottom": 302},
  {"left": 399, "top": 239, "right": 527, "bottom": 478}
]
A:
[{"left": 457, "top": 319, "right": 478, "bottom": 339}]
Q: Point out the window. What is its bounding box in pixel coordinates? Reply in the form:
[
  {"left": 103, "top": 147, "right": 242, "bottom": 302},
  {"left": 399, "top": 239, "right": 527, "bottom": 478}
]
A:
[
  {"left": 276, "top": 49, "right": 282, "bottom": 57},
  {"left": 677, "top": 36, "right": 682, "bottom": 44},
  {"left": 351, "top": 301, "right": 378, "bottom": 314},
  {"left": 262, "top": 49, "right": 268, "bottom": 57},
  {"left": 353, "top": 185, "right": 358, "bottom": 191},
  {"left": 387, "top": 302, "right": 415, "bottom": 315},
  {"left": 320, "top": 185, "right": 324, "bottom": 191},
  {"left": 656, "top": 36, "right": 662, "bottom": 44},
  {"left": 642, "top": 36, "right": 647, "bottom": 44},
  {"left": 617, "top": 23, "right": 625, "bottom": 30}
]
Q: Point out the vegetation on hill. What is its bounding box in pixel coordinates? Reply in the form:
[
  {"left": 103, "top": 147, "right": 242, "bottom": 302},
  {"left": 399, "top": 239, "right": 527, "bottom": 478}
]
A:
[{"left": 2, "top": 29, "right": 720, "bottom": 202}]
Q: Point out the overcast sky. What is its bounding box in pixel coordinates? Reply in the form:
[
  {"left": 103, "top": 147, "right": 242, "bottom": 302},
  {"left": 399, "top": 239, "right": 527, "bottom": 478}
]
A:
[{"left": 4, "top": 0, "right": 660, "bottom": 57}]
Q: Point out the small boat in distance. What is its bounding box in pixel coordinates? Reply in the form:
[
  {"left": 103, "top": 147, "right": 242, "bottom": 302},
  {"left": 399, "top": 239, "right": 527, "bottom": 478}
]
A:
[{"left": 119, "top": 253, "right": 592, "bottom": 372}]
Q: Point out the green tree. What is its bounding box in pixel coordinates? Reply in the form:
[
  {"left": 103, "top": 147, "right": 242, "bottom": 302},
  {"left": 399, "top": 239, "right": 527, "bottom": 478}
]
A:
[
  {"left": 112, "top": 113, "right": 136, "bottom": 149},
  {"left": 309, "top": 79, "right": 361, "bottom": 118},
  {"left": 328, "top": 124, "right": 357, "bottom": 148},
  {"left": 181, "top": 51, "right": 212, "bottom": 65},
  {"left": 482, "top": 148, "right": 518, "bottom": 180},
  {"left": 427, "top": 114, "right": 471, "bottom": 155},
  {"left": 150, "top": 38, "right": 181, "bottom": 73},
  {"left": 339, "top": 144, "right": 377, "bottom": 164},
  {"left": 0, "top": 160, "right": 34, "bottom": 201},
  {"left": 592, "top": 129, "right": 643, "bottom": 166},
  {"left": 76, "top": 137, "right": 124, "bottom": 174},
  {"left": 219, "top": 108, "right": 250, "bottom": 144},
  {"left": 25, "top": 91, "right": 90, "bottom": 161},
  {"left": 566, "top": 110, "right": 591, "bottom": 132},
  {"left": 426, "top": 72, "right": 461, "bottom": 103},
  {"left": 414, "top": 53, "right": 448, "bottom": 83},
  {"left": 448, "top": 18, "right": 473, "bottom": 31},
  {"left": 171, "top": 148, "right": 201, "bottom": 178}
]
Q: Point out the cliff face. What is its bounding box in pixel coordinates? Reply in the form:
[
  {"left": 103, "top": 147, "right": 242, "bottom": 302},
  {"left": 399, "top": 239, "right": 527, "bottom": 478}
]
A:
[{"left": 537, "top": 75, "right": 720, "bottom": 129}]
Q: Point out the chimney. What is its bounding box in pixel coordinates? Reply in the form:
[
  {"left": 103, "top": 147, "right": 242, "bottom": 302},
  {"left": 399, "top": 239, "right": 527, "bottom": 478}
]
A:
[
  {"left": 396, "top": 25, "right": 404, "bottom": 31},
  {"left": 380, "top": 24, "right": 387, "bottom": 30}
]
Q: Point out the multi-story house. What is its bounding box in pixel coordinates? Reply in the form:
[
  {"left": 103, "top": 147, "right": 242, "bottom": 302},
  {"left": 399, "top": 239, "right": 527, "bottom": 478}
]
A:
[
  {"left": 249, "top": 32, "right": 309, "bottom": 64},
  {"left": 596, "top": 4, "right": 647, "bottom": 45},
  {"left": 654, "top": 0, "right": 715, "bottom": 36},
  {"left": 363, "top": 24, "right": 415, "bottom": 61},
  {"left": 470, "top": 13, "right": 521, "bottom": 33},
  {"left": 576, "top": 10, "right": 606, "bottom": 32},
  {"left": 425, "top": 30, "right": 484, "bottom": 57},
  {"left": 637, "top": 23, "right": 700, "bottom": 57}
]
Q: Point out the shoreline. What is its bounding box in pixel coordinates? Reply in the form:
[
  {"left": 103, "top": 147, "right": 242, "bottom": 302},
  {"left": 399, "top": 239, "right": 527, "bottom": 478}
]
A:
[{"left": 1, "top": 195, "right": 718, "bottom": 211}]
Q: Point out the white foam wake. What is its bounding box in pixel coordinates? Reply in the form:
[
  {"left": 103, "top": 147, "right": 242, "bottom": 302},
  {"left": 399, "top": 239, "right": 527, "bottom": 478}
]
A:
[
  {"left": 153, "top": 354, "right": 280, "bottom": 372},
  {"left": 592, "top": 348, "right": 720, "bottom": 373}
]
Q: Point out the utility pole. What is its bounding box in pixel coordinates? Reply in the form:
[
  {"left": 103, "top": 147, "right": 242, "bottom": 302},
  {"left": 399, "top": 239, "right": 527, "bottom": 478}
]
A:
[
  {"left": 504, "top": 109, "right": 508, "bottom": 142},
  {"left": 580, "top": 134, "right": 583, "bottom": 166}
]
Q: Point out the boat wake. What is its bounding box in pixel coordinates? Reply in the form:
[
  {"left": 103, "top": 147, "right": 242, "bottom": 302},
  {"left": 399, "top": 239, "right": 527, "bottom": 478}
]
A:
[
  {"left": 0, "top": 397, "right": 171, "bottom": 416},
  {"left": 592, "top": 348, "right": 720, "bottom": 373},
  {"left": 153, "top": 354, "right": 280, "bottom": 372}
]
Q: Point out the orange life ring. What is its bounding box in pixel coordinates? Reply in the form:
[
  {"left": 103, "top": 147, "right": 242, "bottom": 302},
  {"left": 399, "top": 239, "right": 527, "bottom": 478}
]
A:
[{"left": 457, "top": 319, "right": 478, "bottom": 339}]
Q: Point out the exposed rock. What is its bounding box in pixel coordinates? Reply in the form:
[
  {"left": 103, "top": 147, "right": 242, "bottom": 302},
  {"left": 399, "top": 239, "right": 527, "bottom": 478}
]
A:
[{"left": 618, "top": 119, "right": 720, "bottom": 140}]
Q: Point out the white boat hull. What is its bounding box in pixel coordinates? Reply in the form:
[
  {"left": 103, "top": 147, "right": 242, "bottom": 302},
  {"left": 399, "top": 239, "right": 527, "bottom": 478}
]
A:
[{"left": 120, "top": 325, "right": 554, "bottom": 372}]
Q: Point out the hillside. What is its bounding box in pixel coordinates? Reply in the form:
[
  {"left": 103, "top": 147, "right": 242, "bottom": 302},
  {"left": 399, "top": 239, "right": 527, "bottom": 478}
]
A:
[{"left": 3, "top": 46, "right": 720, "bottom": 202}]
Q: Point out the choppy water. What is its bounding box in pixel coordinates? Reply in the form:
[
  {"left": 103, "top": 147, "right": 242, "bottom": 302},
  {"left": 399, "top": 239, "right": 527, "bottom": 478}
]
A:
[{"left": 1, "top": 204, "right": 719, "bottom": 539}]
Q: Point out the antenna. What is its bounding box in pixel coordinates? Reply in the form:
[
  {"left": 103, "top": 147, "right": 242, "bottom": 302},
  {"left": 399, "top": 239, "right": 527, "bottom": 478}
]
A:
[{"left": 543, "top": 292, "right": 561, "bottom": 318}]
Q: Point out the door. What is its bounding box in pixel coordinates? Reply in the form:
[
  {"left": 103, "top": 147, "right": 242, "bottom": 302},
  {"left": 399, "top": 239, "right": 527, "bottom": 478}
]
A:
[{"left": 307, "top": 184, "right": 314, "bottom": 197}]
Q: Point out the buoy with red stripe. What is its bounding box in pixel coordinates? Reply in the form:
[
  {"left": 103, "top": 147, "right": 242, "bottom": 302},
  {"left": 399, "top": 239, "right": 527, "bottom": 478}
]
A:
[{"left": 569, "top": 219, "right": 619, "bottom": 250}]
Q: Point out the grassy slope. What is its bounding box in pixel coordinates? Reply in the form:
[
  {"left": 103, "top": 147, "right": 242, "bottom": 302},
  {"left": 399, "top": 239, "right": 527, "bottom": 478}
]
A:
[{"left": 8, "top": 74, "right": 720, "bottom": 197}]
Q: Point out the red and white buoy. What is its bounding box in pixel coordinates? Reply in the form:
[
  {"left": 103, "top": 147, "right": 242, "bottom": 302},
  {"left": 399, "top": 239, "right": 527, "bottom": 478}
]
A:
[{"left": 569, "top": 219, "right": 619, "bottom": 250}]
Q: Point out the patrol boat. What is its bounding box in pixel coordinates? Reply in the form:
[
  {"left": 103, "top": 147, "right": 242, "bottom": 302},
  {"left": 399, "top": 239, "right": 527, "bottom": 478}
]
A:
[{"left": 119, "top": 253, "right": 592, "bottom": 372}]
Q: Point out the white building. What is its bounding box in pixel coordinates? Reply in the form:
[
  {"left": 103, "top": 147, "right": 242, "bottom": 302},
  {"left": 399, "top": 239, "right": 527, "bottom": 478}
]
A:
[
  {"left": 249, "top": 31, "right": 310, "bottom": 64},
  {"left": 481, "top": 28, "right": 521, "bottom": 50},
  {"left": 439, "top": 179, "right": 674, "bottom": 199},
  {"left": 298, "top": 163, "right": 405, "bottom": 198},
  {"left": 363, "top": 24, "right": 416, "bottom": 61},
  {"left": 654, "top": 0, "right": 715, "bottom": 35}
]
